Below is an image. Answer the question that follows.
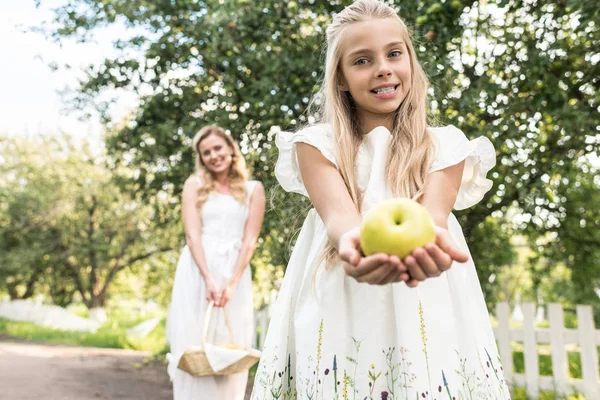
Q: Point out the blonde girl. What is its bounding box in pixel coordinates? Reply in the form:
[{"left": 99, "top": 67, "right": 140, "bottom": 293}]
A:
[{"left": 252, "top": 1, "right": 510, "bottom": 399}]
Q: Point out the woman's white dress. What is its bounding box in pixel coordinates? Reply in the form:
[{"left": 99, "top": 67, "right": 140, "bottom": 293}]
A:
[
  {"left": 251, "top": 125, "right": 511, "bottom": 400},
  {"left": 167, "top": 180, "right": 258, "bottom": 400}
]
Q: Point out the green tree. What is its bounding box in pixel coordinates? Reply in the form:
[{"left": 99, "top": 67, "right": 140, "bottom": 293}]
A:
[
  {"left": 0, "top": 136, "right": 72, "bottom": 302},
  {"left": 0, "top": 135, "right": 178, "bottom": 309},
  {"left": 41, "top": 0, "right": 599, "bottom": 307}
]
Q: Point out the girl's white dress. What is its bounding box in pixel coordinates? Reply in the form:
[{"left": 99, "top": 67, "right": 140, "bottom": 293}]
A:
[
  {"left": 167, "top": 180, "right": 258, "bottom": 400},
  {"left": 251, "top": 125, "right": 511, "bottom": 400}
]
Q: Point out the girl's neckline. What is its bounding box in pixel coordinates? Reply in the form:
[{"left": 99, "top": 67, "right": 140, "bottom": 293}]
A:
[
  {"left": 364, "top": 125, "right": 391, "bottom": 136},
  {"left": 320, "top": 123, "right": 391, "bottom": 137}
]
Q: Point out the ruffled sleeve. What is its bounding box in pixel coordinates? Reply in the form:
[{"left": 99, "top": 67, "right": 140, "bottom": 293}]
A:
[
  {"left": 428, "top": 125, "right": 496, "bottom": 210},
  {"left": 274, "top": 124, "right": 336, "bottom": 197}
]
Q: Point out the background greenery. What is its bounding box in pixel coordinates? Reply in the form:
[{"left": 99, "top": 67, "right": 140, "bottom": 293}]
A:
[
  {"left": 1, "top": 0, "right": 598, "bottom": 363},
  {"left": 0, "top": 2, "right": 598, "bottom": 399}
]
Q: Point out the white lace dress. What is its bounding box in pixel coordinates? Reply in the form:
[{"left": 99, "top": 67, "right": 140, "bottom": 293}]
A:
[
  {"left": 251, "top": 125, "right": 511, "bottom": 400},
  {"left": 167, "top": 180, "right": 258, "bottom": 400}
]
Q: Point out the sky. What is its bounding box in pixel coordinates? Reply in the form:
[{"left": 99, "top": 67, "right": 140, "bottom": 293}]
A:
[{"left": 0, "top": 0, "right": 136, "bottom": 141}]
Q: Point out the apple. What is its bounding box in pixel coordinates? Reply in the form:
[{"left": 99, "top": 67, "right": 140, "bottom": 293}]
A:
[{"left": 360, "top": 198, "right": 436, "bottom": 259}]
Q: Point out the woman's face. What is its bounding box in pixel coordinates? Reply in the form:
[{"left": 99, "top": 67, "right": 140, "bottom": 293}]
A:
[{"left": 198, "top": 133, "right": 234, "bottom": 176}]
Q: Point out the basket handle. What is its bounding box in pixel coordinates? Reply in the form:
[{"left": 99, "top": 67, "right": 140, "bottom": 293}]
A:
[{"left": 201, "top": 300, "right": 234, "bottom": 348}]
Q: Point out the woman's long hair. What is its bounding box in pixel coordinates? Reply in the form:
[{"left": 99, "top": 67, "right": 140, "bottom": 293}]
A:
[{"left": 191, "top": 125, "right": 248, "bottom": 208}]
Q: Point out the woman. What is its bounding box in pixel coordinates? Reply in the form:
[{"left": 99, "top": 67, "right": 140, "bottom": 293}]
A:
[{"left": 167, "top": 125, "right": 266, "bottom": 400}]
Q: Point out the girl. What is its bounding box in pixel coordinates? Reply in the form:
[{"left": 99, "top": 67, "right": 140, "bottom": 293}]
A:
[
  {"left": 252, "top": 1, "right": 510, "bottom": 399},
  {"left": 167, "top": 125, "right": 265, "bottom": 400}
]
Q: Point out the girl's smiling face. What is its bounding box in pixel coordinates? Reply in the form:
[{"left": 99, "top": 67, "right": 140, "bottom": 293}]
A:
[{"left": 338, "top": 18, "right": 412, "bottom": 131}]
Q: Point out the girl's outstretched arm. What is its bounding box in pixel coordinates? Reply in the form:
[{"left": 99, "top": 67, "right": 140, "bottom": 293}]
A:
[
  {"left": 297, "top": 143, "right": 408, "bottom": 285},
  {"left": 420, "top": 161, "right": 465, "bottom": 229},
  {"left": 402, "top": 161, "right": 470, "bottom": 287},
  {"left": 296, "top": 143, "right": 361, "bottom": 248}
]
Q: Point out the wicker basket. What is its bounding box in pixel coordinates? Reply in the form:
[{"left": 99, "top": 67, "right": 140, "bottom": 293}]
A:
[{"left": 177, "top": 301, "right": 261, "bottom": 377}]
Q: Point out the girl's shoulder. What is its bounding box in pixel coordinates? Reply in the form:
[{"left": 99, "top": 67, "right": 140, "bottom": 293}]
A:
[
  {"left": 276, "top": 123, "right": 336, "bottom": 164},
  {"left": 427, "top": 124, "right": 465, "bottom": 140},
  {"left": 427, "top": 125, "right": 496, "bottom": 210},
  {"left": 295, "top": 123, "right": 334, "bottom": 138},
  {"left": 274, "top": 124, "right": 336, "bottom": 197},
  {"left": 427, "top": 124, "right": 473, "bottom": 161}
]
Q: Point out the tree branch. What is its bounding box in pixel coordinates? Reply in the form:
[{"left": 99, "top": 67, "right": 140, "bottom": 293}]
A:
[
  {"left": 562, "top": 230, "right": 600, "bottom": 247},
  {"left": 66, "top": 259, "right": 89, "bottom": 306},
  {"left": 98, "top": 246, "right": 173, "bottom": 300},
  {"left": 22, "top": 272, "right": 39, "bottom": 299},
  {"left": 87, "top": 195, "right": 99, "bottom": 297},
  {"left": 108, "top": 231, "right": 140, "bottom": 270}
]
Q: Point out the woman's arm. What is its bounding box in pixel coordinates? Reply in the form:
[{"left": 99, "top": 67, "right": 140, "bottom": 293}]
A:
[
  {"left": 182, "top": 177, "right": 220, "bottom": 301},
  {"left": 297, "top": 143, "right": 407, "bottom": 285},
  {"left": 230, "top": 182, "right": 266, "bottom": 285},
  {"left": 182, "top": 177, "right": 211, "bottom": 278},
  {"left": 218, "top": 182, "right": 266, "bottom": 307}
]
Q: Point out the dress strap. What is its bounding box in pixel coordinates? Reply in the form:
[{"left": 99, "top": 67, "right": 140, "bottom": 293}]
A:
[{"left": 245, "top": 180, "right": 258, "bottom": 203}]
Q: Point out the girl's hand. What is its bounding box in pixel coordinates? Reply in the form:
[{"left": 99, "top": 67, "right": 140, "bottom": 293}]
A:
[
  {"left": 204, "top": 276, "right": 221, "bottom": 305},
  {"left": 404, "top": 226, "right": 469, "bottom": 287},
  {"left": 215, "top": 280, "right": 236, "bottom": 308},
  {"left": 339, "top": 227, "right": 409, "bottom": 285}
]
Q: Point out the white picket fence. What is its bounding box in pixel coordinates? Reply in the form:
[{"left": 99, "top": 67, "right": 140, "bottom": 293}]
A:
[
  {"left": 494, "top": 302, "right": 600, "bottom": 399},
  {"left": 254, "top": 301, "right": 600, "bottom": 399},
  {"left": 254, "top": 291, "right": 277, "bottom": 351}
]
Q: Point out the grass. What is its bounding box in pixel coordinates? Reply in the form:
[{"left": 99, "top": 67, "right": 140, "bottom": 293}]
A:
[
  {"left": 0, "top": 310, "right": 168, "bottom": 354},
  {"left": 2, "top": 314, "right": 596, "bottom": 398},
  {"left": 510, "top": 387, "right": 585, "bottom": 400},
  {"left": 512, "top": 350, "right": 583, "bottom": 379}
]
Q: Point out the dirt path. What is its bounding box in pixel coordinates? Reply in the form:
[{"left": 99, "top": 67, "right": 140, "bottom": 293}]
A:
[
  {"left": 0, "top": 340, "right": 173, "bottom": 400},
  {"left": 0, "top": 338, "right": 255, "bottom": 400}
]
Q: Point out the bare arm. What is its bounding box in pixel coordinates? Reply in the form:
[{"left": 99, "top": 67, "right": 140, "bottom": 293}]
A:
[
  {"left": 181, "top": 177, "right": 212, "bottom": 280},
  {"left": 229, "top": 182, "right": 266, "bottom": 285},
  {"left": 297, "top": 142, "right": 406, "bottom": 285},
  {"left": 419, "top": 160, "right": 465, "bottom": 228},
  {"left": 217, "top": 182, "right": 266, "bottom": 307},
  {"left": 404, "top": 160, "right": 469, "bottom": 286},
  {"left": 296, "top": 143, "right": 361, "bottom": 248}
]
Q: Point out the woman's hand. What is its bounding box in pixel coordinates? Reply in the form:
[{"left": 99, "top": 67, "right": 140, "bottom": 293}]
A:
[
  {"left": 215, "top": 280, "right": 237, "bottom": 308},
  {"left": 339, "top": 227, "right": 409, "bottom": 285},
  {"left": 204, "top": 276, "right": 221, "bottom": 305},
  {"left": 404, "top": 226, "right": 469, "bottom": 287}
]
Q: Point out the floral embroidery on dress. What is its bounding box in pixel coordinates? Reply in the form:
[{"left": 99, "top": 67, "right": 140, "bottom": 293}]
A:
[
  {"left": 254, "top": 125, "right": 504, "bottom": 400},
  {"left": 252, "top": 317, "right": 510, "bottom": 400}
]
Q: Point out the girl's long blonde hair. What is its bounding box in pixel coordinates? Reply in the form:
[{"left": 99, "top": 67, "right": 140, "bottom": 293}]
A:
[
  {"left": 192, "top": 125, "right": 248, "bottom": 208},
  {"left": 311, "top": 0, "right": 434, "bottom": 265}
]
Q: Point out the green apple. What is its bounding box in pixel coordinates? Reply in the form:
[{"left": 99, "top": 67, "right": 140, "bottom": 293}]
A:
[{"left": 360, "top": 198, "right": 436, "bottom": 259}]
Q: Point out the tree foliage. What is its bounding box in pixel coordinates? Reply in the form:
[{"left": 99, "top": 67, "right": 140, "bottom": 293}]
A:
[
  {"left": 0, "top": 135, "right": 178, "bottom": 308},
  {"left": 40, "top": 0, "right": 600, "bottom": 307}
]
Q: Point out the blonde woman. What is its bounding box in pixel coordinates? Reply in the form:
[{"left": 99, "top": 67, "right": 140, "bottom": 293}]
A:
[
  {"left": 167, "top": 125, "right": 265, "bottom": 400},
  {"left": 252, "top": 1, "right": 510, "bottom": 399}
]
